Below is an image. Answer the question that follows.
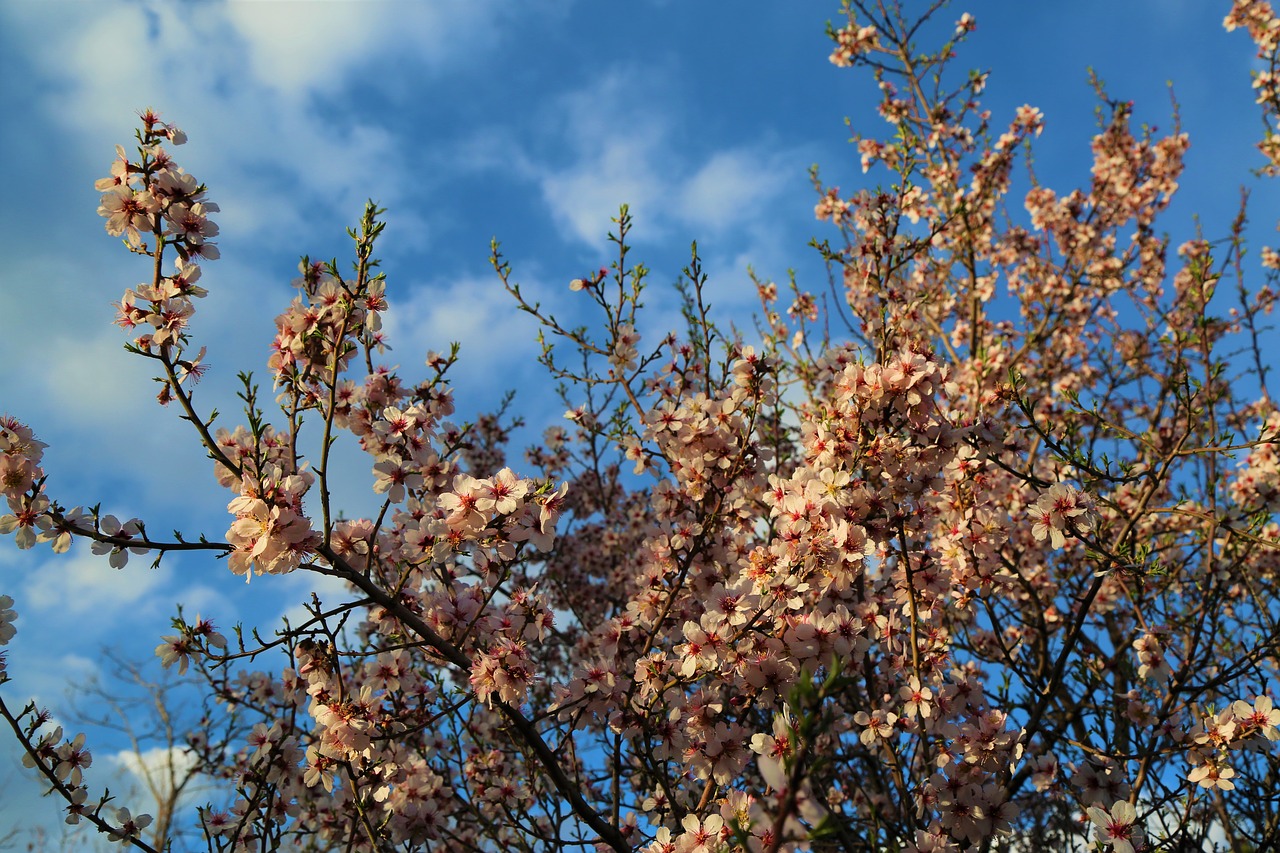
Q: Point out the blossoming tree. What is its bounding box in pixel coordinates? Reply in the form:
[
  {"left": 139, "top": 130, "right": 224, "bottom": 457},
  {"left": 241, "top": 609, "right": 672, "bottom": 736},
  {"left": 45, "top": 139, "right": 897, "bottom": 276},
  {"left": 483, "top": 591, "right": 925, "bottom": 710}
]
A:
[{"left": 3, "top": 1, "right": 1280, "bottom": 851}]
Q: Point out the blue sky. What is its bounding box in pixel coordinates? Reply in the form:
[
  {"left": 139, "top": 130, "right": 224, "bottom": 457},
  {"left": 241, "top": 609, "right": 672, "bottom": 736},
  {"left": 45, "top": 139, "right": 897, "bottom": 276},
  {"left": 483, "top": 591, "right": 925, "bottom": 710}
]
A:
[{"left": 0, "top": 0, "right": 1275, "bottom": 846}]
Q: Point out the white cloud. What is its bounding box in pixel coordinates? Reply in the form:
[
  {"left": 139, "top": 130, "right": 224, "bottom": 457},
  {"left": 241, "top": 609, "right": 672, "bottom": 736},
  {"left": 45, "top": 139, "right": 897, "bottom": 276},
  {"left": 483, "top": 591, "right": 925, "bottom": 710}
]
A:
[
  {"left": 2, "top": 0, "right": 511, "bottom": 116},
  {"left": 530, "top": 66, "right": 802, "bottom": 249},
  {"left": 380, "top": 273, "right": 543, "bottom": 382},
  {"left": 677, "top": 148, "right": 791, "bottom": 234},
  {"left": 0, "top": 0, "right": 511, "bottom": 247},
  {"left": 224, "top": 0, "right": 515, "bottom": 96},
  {"left": 531, "top": 67, "right": 667, "bottom": 244},
  {"left": 5, "top": 3, "right": 157, "bottom": 135},
  {"left": 541, "top": 137, "right": 664, "bottom": 245},
  {"left": 44, "top": 330, "right": 158, "bottom": 422},
  {"left": 167, "top": 584, "right": 234, "bottom": 625},
  {"left": 22, "top": 551, "right": 165, "bottom": 618},
  {"left": 111, "top": 743, "right": 200, "bottom": 792},
  {"left": 223, "top": 1, "right": 397, "bottom": 97}
]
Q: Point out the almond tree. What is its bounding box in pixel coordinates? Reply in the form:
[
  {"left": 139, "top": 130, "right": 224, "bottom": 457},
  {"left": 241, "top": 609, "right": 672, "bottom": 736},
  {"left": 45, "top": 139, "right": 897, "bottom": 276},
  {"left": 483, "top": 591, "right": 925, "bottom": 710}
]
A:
[{"left": 2, "top": 2, "right": 1279, "bottom": 851}]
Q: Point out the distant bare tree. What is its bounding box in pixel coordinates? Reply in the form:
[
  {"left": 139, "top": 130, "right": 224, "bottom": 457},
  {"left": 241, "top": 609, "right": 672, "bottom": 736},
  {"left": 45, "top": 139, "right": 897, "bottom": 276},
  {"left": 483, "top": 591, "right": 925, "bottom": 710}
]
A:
[{"left": 64, "top": 649, "right": 212, "bottom": 852}]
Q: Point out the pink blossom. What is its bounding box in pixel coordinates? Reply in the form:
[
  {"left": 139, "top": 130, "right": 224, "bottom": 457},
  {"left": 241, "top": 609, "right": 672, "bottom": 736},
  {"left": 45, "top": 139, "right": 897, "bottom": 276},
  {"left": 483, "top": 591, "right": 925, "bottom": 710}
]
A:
[{"left": 1088, "top": 800, "right": 1140, "bottom": 853}]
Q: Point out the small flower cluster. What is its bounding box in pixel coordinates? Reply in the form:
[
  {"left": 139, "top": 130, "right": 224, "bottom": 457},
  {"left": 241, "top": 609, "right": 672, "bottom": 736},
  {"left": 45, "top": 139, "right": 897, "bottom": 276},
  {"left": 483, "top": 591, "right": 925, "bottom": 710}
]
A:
[
  {"left": 155, "top": 614, "right": 227, "bottom": 675},
  {"left": 1132, "top": 632, "right": 1174, "bottom": 681},
  {"left": 829, "top": 18, "right": 879, "bottom": 66},
  {"left": 96, "top": 110, "right": 217, "bottom": 377},
  {"left": 1227, "top": 409, "right": 1280, "bottom": 522},
  {"left": 22, "top": 728, "right": 93, "bottom": 786},
  {"left": 225, "top": 465, "right": 318, "bottom": 580},
  {"left": 0, "top": 417, "right": 51, "bottom": 550},
  {"left": 95, "top": 111, "right": 208, "bottom": 244},
  {"left": 1185, "top": 696, "right": 1280, "bottom": 790},
  {"left": 1224, "top": 1, "right": 1280, "bottom": 170},
  {"left": 269, "top": 257, "right": 388, "bottom": 397},
  {"left": 470, "top": 637, "right": 534, "bottom": 707},
  {"left": 1028, "top": 483, "right": 1094, "bottom": 550}
]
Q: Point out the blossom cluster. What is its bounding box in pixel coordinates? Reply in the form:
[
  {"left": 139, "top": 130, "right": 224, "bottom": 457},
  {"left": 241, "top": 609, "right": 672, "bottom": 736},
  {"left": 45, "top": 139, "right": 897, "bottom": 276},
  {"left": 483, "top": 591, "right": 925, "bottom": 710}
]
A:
[
  {"left": 225, "top": 465, "right": 318, "bottom": 580},
  {"left": 1183, "top": 696, "right": 1280, "bottom": 792},
  {"left": 0, "top": 418, "right": 52, "bottom": 550},
  {"left": 1225, "top": 0, "right": 1280, "bottom": 171},
  {"left": 96, "top": 110, "right": 217, "bottom": 382}
]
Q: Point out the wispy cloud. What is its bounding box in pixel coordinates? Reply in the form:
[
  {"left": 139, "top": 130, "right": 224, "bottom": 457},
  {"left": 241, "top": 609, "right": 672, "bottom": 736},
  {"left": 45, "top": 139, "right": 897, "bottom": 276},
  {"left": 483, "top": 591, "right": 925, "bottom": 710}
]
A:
[
  {"left": 22, "top": 551, "right": 166, "bottom": 618},
  {"left": 677, "top": 148, "right": 791, "bottom": 235},
  {"left": 224, "top": 0, "right": 512, "bottom": 96},
  {"left": 528, "top": 64, "right": 802, "bottom": 250},
  {"left": 377, "top": 271, "right": 547, "bottom": 424},
  {"left": 0, "top": 0, "right": 519, "bottom": 242}
]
